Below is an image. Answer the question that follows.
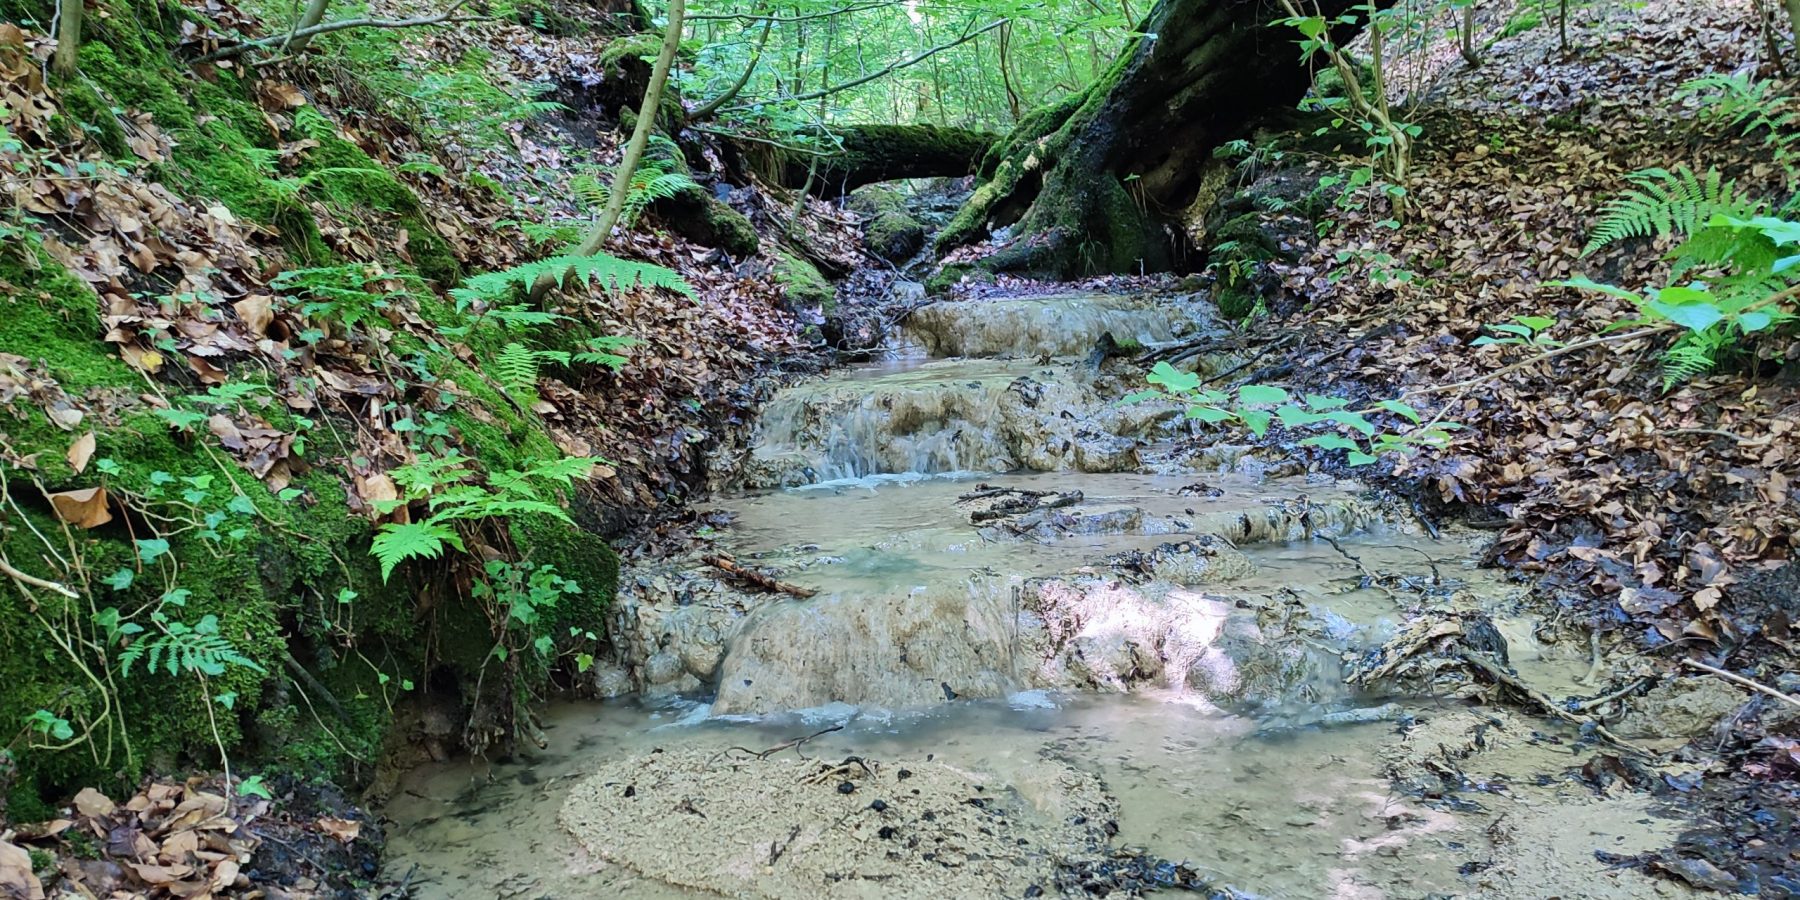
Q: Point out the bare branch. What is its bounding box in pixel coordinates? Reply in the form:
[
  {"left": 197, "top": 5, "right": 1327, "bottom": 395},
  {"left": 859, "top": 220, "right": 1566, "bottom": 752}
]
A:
[
  {"left": 192, "top": 0, "right": 482, "bottom": 64},
  {"left": 689, "top": 1, "right": 897, "bottom": 22},
  {"left": 725, "top": 18, "right": 1007, "bottom": 112},
  {"left": 687, "top": 18, "right": 772, "bottom": 123}
]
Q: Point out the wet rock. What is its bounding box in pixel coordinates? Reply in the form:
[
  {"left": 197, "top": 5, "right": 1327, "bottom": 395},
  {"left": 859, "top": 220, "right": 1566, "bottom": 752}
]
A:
[
  {"left": 902, "top": 295, "right": 1187, "bottom": 359},
  {"left": 589, "top": 662, "right": 634, "bottom": 699},
  {"left": 643, "top": 650, "right": 686, "bottom": 686},
  {"left": 1615, "top": 677, "right": 1747, "bottom": 739},
  {"left": 1073, "top": 433, "right": 1140, "bottom": 472},
  {"left": 1108, "top": 536, "right": 1255, "bottom": 586}
]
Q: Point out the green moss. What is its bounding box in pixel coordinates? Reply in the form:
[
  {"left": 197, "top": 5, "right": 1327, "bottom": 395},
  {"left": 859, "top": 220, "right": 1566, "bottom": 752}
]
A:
[
  {"left": 774, "top": 251, "right": 834, "bottom": 312},
  {"left": 511, "top": 512, "right": 618, "bottom": 639}
]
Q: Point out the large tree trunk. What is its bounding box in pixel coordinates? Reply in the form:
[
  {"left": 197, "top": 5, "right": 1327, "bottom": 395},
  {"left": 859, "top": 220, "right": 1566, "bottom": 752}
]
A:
[
  {"left": 937, "top": 0, "right": 1362, "bottom": 279},
  {"left": 754, "top": 124, "right": 999, "bottom": 198}
]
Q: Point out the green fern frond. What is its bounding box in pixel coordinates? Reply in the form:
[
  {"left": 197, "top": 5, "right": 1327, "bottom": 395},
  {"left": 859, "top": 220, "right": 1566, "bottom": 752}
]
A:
[
  {"left": 371, "top": 521, "right": 464, "bottom": 581},
  {"left": 450, "top": 253, "right": 692, "bottom": 310},
  {"left": 293, "top": 106, "right": 336, "bottom": 142},
  {"left": 495, "top": 342, "right": 542, "bottom": 393},
  {"left": 121, "top": 616, "right": 265, "bottom": 679},
  {"left": 1584, "top": 166, "right": 1764, "bottom": 255},
  {"left": 1660, "top": 340, "right": 1717, "bottom": 388}
]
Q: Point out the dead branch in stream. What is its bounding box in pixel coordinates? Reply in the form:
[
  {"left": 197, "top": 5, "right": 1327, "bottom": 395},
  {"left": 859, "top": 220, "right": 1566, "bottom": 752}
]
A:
[
  {"left": 1455, "top": 648, "right": 1652, "bottom": 756},
  {"left": 1682, "top": 658, "right": 1800, "bottom": 710},
  {"left": 715, "top": 724, "right": 845, "bottom": 762},
  {"left": 703, "top": 553, "right": 816, "bottom": 598}
]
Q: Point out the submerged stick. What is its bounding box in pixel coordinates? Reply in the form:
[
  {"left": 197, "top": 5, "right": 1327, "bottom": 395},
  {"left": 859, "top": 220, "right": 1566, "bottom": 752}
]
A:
[
  {"left": 1681, "top": 659, "right": 1800, "bottom": 710},
  {"left": 703, "top": 553, "right": 816, "bottom": 598}
]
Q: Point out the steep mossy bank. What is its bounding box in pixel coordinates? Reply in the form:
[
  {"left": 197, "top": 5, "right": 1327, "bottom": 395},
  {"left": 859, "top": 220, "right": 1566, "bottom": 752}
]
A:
[{"left": 0, "top": 1, "right": 618, "bottom": 818}]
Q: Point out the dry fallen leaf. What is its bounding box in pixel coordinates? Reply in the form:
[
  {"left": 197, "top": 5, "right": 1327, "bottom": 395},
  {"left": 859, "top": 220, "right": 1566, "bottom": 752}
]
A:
[
  {"left": 0, "top": 840, "right": 46, "bottom": 900},
  {"left": 67, "top": 431, "right": 96, "bottom": 474},
  {"left": 316, "top": 817, "right": 361, "bottom": 843},
  {"left": 73, "top": 787, "right": 117, "bottom": 818},
  {"left": 46, "top": 486, "right": 113, "bottom": 529}
]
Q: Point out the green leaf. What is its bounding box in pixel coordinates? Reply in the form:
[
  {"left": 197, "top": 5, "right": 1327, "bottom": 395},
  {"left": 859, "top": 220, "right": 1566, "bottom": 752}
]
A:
[
  {"left": 1147, "top": 361, "right": 1201, "bottom": 393},
  {"left": 102, "top": 568, "right": 134, "bottom": 590},
  {"left": 1376, "top": 399, "right": 1423, "bottom": 423},
  {"left": 1645, "top": 292, "right": 1724, "bottom": 331},
  {"left": 237, "top": 775, "right": 274, "bottom": 800},
  {"left": 1239, "top": 409, "right": 1273, "bottom": 437},
  {"left": 136, "top": 538, "right": 171, "bottom": 563},
  {"left": 1554, "top": 276, "right": 1643, "bottom": 303},
  {"left": 1277, "top": 405, "right": 1326, "bottom": 427},
  {"left": 1185, "top": 405, "right": 1233, "bottom": 423},
  {"left": 1300, "top": 434, "right": 1361, "bottom": 452},
  {"left": 1303, "top": 394, "right": 1350, "bottom": 411},
  {"left": 371, "top": 522, "right": 464, "bottom": 581},
  {"left": 213, "top": 691, "right": 237, "bottom": 710},
  {"left": 1738, "top": 310, "right": 1775, "bottom": 332},
  {"left": 1515, "top": 315, "right": 1556, "bottom": 332},
  {"left": 1324, "top": 410, "right": 1378, "bottom": 435},
  {"left": 1118, "top": 389, "right": 1164, "bottom": 405},
  {"left": 1347, "top": 451, "right": 1379, "bottom": 466},
  {"left": 1237, "top": 384, "right": 1290, "bottom": 406}
]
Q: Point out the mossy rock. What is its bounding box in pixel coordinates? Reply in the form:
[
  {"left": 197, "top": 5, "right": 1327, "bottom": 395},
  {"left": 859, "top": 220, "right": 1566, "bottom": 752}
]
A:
[{"left": 775, "top": 252, "right": 834, "bottom": 312}]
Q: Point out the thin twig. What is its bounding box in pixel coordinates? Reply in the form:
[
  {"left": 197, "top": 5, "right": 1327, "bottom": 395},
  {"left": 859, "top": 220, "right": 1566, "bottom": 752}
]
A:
[
  {"left": 192, "top": 0, "right": 482, "bottom": 63},
  {"left": 1682, "top": 659, "right": 1800, "bottom": 710},
  {"left": 725, "top": 18, "right": 1006, "bottom": 112},
  {"left": 0, "top": 555, "right": 79, "bottom": 598}
]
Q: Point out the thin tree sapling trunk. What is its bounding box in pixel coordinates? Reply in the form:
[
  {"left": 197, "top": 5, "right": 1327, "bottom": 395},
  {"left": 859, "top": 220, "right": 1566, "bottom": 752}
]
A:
[
  {"left": 54, "top": 0, "right": 82, "bottom": 76},
  {"left": 285, "top": 0, "right": 333, "bottom": 51},
  {"left": 529, "top": 0, "right": 686, "bottom": 302}
]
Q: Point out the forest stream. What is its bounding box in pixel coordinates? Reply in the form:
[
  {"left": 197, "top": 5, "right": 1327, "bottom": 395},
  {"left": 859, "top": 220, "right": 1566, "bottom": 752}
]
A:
[{"left": 379, "top": 293, "right": 1698, "bottom": 899}]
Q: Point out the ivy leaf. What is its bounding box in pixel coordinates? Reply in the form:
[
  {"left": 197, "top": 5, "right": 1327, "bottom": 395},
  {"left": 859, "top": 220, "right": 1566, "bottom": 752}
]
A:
[
  {"left": 1303, "top": 394, "right": 1350, "bottom": 410},
  {"left": 136, "top": 538, "right": 171, "bottom": 563},
  {"left": 213, "top": 691, "right": 237, "bottom": 710},
  {"left": 1347, "top": 451, "right": 1379, "bottom": 466},
  {"left": 102, "top": 568, "right": 134, "bottom": 590},
  {"left": 1239, "top": 408, "right": 1273, "bottom": 437}
]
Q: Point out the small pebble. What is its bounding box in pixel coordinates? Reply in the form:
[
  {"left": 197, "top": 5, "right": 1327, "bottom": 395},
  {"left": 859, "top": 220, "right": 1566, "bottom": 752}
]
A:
[
  {"left": 878, "top": 826, "right": 897, "bottom": 840},
  {"left": 869, "top": 799, "right": 888, "bottom": 812},
  {"left": 1025, "top": 886, "right": 1044, "bottom": 898},
  {"left": 837, "top": 781, "right": 856, "bottom": 794},
  {"left": 898, "top": 769, "right": 913, "bottom": 780}
]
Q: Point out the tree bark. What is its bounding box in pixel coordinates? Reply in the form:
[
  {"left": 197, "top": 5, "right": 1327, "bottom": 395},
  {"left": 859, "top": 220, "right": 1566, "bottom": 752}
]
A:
[
  {"left": 53, "top": 0, "right": 81, "bottom": 76},
  {"left": 284, "top": 0, "right": 332, "bottom": 52},
  {"left": 754, "top": 124, "right": 998, "bottom": 197},
  {"left": 937, "top": 0, "right": 1369, "bottom": 279}
]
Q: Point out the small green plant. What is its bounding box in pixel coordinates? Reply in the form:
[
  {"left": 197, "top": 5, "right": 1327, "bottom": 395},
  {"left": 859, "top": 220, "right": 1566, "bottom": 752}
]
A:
[
  {"left": 1472, "top": 315, "right": 1560, "bottom": 347},
  {"left": 1124, "top": 362, "right": 1458, "bottom": 465},
  {"left": 369, "top": 451, "right": 607, "bottom": 580},
  {"left": 471, "top": 560, "right": 588, "bottom": 662},
  {"left": 571, "top": 156, "right": 700, "bottom": 230},
  {"left": 273, "top": 264, "right": 424, "bottom": 339},
  {"left": 1567, "top": 213, "right": 1799, "bottom": 386},
  {"left": 1678, "top": 74, "right": 1799, "bottom": 184}
]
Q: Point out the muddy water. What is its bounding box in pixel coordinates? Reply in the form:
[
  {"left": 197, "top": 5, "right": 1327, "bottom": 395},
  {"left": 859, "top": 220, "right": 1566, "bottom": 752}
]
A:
[{"left": 381, "top": 293, "right": 1696, "bottom": 898}]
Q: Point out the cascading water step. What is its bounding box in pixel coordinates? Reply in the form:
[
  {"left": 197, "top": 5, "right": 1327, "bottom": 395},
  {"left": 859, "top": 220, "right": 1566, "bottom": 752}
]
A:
[{"left": 898, "top": 293, "right": 1195, "bottom": 359}]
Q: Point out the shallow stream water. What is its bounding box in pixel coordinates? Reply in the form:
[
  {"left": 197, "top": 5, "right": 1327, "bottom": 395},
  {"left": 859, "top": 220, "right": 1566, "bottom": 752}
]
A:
[{"left": 381, "top": 293, "right": 1695, "bottom": 899}]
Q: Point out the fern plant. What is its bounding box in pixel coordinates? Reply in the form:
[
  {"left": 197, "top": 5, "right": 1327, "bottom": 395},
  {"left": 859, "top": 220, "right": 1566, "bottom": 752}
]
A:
[
  {"left": 1583, "top": 166, "right": 1764, "bottom": 255},
  {"left": 1678, "top": 74, "right": 1799, "bottom": 185},
  {"left": 1566, "top": 213, "right": 1800, "bottom": 386},
  {"left": 449, "top": 252, "right": 692, "bottom": 320},
  {"left": 571, "top": 157, "right": 700, "bottom": 230},
  {"left": 273, "top": 264, "right": 423, "bottom": 339},
  {"left": 369, "top": 451, "right": 608, "bottom": 580},
  {"left": 119, "top": 615, "right": 265, "bottom": 679}
]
